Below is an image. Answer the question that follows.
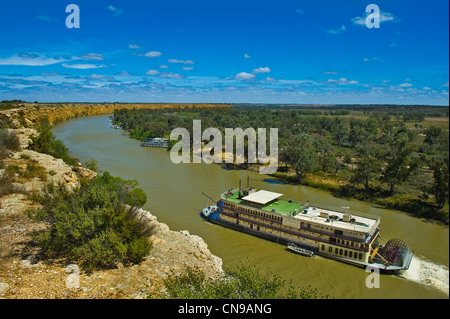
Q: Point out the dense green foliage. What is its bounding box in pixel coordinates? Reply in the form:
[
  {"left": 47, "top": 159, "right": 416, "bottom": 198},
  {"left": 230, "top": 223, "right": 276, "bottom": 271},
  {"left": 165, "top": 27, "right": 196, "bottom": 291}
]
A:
[
  {"left": 32, "top": 172, "right": 151, "bottom": 271},
  {"left": 114, "top": 106, "right": 449, "bottom": 223},
  {"left": 156, "top": 262, "right": 326, "bottom": 299},
  {"left": 29, "top": 117, "right": 79, "bottom": 166},
  {"left": 232, "top": 104, "right": 448, "bottom": 119}
]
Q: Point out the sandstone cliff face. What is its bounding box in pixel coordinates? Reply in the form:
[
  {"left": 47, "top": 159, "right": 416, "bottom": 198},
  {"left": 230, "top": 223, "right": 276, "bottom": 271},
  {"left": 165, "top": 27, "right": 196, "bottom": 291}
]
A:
[
  {"left": 1, "top": 102, "right": 230, "bottom": 128},
  {"left": 0, "top": 104, "right": 223, "bottom": 299}
]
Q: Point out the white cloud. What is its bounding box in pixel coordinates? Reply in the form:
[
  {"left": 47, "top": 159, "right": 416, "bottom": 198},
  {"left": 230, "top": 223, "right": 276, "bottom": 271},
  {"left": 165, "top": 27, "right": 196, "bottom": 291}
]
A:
[
  {"left": 235, "top": 72, "right": 256, "bottom": 80},
  {"left": 266, "top": 77, "right": 277, "bottom": 82},
  {"left": 0, "top": 54, "right": 68, "bottom": 66},
  {"left": 327, "top": 78, "right": 359, "bottom": 85},
  {"left": 252, "top": 67, "right": 271, "bottom": 74},
  {"left": 295, "top": 9, "right": 305, "bottom": 15},
  {"left": 352, "top": 11, "right": 399, "bottom": 26},
  {"left": 119, "top": 71, "right": 131, "bottom": 76},
  {"left": 398, "top": 83, "right": 413, "bottom": 88},
  {"left": 182, "top": 67, "right": 194, "bottom": 71},
  {"left": 108, "top": 5, "right": 124, "bottom": 17},
  {"left": 244, "top": 54, "right": 251, "bottom": 58},
  {"left": 81, "top": 53, "right": 105, "bottom": 60},
  {"left": 442, "top": 82, "right": 449, "bottom": 87},
  {"left": 323, "top": 71, "right": 338, "bottom": 75},
  {"left": 379, "top": 11, "right": 397, "bottom": 23},
  {"left": 90, "top": 74, "right": 106, "bottom": 80},
  {"left": 351, "top": 16, "right": 366, "bottom": 26},
  {"left": 159, "top": 72, "right": 185, "bottom": 79},
  {"left": 62, "top": 63, "right": 107, "bottom": 69},
  {"left": 145, "top": 51, "right": 162, "bottom": 58},
  {"left": 159, "top": 65, "right": 169, "bottom": 69},
  {"left": 145, "top": 69, "right": 160, "bottom": 76},
  {"left": 36, "top": 15, "right": 55, "bottom": 22},
  {"left": 363, "top": 57, "right": 381, "bottom": 62},
  {"left": 128, "top": 44, "right": 141, "bottom": 49},
  {"left": 326, "top": 25, "right": 347, "bottom": 35},
  {"left": 168, "top": 59, "right": 195, "bottom": 64},
  {"left": 40, "top": 72, "right": 60, "bottom": 76}
]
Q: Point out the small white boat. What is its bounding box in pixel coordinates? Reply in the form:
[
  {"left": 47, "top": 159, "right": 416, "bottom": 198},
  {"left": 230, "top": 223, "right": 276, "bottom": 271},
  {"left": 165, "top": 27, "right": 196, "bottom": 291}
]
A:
[{"left": 287, "top": 243, "right": 315, "bottom": 257}]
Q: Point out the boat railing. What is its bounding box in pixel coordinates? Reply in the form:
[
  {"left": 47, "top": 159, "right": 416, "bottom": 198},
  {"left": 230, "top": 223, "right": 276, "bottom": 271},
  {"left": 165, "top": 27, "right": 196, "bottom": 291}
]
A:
[
  {"left": 222, "top": 205, "right": 369, "bottom": 245},
  {"left": 219, "top": 210, "right": 366, "bottom": 251}
]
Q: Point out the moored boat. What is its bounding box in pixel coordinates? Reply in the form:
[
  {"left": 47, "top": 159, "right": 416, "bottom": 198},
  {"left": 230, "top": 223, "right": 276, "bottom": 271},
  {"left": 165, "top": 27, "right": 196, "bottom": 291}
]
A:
[{"left": 287, "top": 243, "right": 315, "bottom": 257}]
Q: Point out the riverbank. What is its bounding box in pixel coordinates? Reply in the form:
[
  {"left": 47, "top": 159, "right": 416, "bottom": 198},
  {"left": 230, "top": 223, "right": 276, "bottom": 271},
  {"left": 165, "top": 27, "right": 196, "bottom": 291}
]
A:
[
  {"left": 268, "top": 171, "right": 449, "bottom": 225},
  {"left": 0, "top": 105, "right": 223, "bottom": 299},
  {"left": 112, "top": 106, "right": 448, "bottom": 226}
]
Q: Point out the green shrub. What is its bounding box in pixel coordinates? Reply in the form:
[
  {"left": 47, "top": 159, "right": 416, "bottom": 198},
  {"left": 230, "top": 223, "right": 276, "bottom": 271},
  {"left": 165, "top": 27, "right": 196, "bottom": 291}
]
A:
[
  {"left": 156, "top": 261, "right": 326, "bottom": 299},
  {"left": 29, "top": 118, "right": 79, "bottom": 166},
  {"left": 0, "top": 129, "right": 21, "bottom": 152},
  {"left": 94, "top": 171, "right": 147, "bottom": 208},
  {"left": 84, "top": 158, "right": 100, "bottom": 172},
  {"left": 33, "top": 174, "right": 152, "bottom": 271}
]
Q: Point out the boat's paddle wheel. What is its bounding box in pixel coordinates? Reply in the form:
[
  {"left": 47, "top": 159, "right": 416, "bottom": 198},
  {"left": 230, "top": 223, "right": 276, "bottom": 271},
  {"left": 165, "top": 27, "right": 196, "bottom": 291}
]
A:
[{"left": 379, "top": 238, "right": 410, "bottom": 267}]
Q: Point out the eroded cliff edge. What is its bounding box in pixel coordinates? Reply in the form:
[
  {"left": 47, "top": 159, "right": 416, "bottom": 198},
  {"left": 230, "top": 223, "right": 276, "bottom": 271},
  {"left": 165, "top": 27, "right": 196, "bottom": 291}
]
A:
[{"left": 0, "top": 104, "right": 223, "bottom": 299}]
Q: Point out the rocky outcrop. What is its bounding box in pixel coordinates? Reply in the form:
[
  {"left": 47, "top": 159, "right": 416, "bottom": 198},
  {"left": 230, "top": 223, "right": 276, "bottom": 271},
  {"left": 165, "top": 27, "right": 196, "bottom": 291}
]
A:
[{"left": 0, "top": 104, "right": 224, "bottom": 299}]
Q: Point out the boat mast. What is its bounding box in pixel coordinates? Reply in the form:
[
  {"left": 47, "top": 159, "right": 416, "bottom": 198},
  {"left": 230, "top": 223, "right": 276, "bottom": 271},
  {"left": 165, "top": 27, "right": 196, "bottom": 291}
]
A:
[{"left": 201, "top": 192, "right": 216, "bottom": 204}]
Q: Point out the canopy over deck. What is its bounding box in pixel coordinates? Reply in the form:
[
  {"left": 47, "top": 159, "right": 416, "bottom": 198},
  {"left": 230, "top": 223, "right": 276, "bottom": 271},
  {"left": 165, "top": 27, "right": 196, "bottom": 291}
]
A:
[{"left": 242, "top": 190, "right": 283, "bottom": 205}]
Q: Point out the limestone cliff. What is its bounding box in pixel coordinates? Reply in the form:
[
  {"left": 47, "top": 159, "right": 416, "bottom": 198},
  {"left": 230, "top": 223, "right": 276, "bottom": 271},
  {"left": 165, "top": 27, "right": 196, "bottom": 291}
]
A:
[
  {"left": 1, "top": 102, "right": 230, "bottom": 128},
  {"left": 0, "top": 104, "right": 223, "bottom": 299}
]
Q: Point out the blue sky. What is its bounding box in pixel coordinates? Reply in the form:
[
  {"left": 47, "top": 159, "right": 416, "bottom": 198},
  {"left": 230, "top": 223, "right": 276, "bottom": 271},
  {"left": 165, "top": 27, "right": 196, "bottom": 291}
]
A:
[{"left": 0, "top": 0, "right": 448, "bottom": 104}]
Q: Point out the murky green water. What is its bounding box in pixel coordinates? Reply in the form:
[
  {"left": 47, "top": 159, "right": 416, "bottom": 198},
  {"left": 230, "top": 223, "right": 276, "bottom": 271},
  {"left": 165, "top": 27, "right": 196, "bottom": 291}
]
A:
[{"left": 53, "top": 115, "right": 449, "bottom": 299}]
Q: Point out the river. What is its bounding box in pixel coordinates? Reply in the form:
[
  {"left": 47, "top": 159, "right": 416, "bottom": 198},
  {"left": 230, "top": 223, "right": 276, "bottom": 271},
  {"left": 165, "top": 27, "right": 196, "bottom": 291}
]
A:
[{"left": 52, "top": 115, "right": 449, "bottom": 299}]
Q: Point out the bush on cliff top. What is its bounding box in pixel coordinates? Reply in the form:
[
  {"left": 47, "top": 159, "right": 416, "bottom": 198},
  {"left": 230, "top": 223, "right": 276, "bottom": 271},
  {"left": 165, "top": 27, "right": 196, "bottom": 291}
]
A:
[
  {"left": 29, "top": 117, "right": 79, "bottom": 166},
  {"left": 33, "top": 172, "right": 151, "bottom": 271},
  {"left": 156, "top": 261, "right": 327, "bottom": 299}
]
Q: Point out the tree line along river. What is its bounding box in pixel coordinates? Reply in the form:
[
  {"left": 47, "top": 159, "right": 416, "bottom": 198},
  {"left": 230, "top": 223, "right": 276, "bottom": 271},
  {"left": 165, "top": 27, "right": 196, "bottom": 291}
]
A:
[{"left": 52, "top": 115, "right": 449, "bottom": 299}]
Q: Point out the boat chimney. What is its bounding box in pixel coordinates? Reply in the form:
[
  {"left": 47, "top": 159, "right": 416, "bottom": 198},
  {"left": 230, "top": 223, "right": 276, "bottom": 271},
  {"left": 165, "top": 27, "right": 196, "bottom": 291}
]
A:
[{"left": 239, "top": 180, "right": 242, "bottom": 198}]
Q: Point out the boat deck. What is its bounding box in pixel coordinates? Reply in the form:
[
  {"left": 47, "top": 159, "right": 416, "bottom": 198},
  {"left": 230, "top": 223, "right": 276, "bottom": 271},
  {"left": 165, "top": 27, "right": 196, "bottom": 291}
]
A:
[
  {"left": 222, "top": 190, "right": 303, "bottom": 215},
  {"left": 221, "top": 188, "right": 380, "bottom": 234}
]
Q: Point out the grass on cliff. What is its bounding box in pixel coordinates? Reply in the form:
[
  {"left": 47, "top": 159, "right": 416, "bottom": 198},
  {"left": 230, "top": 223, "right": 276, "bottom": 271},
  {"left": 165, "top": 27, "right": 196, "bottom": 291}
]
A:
[{"left": 31, "top": 172, "right": 151, "bottom": 271}]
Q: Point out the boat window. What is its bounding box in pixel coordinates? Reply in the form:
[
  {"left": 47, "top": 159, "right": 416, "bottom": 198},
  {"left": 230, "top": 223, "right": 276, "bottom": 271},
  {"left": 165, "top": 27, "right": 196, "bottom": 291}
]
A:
[{"left": 349, "top": 251, "right": 353, "bottom": 258}]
